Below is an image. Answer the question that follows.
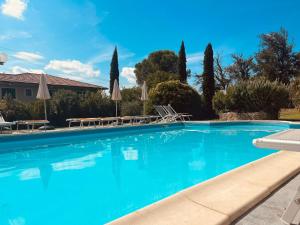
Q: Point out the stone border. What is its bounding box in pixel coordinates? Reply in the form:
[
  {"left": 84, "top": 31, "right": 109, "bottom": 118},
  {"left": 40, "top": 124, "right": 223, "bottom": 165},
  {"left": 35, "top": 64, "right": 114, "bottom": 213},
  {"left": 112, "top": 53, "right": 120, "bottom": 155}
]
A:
[{"left": 107, "top": 151, "right": 300, "bottom": 225}]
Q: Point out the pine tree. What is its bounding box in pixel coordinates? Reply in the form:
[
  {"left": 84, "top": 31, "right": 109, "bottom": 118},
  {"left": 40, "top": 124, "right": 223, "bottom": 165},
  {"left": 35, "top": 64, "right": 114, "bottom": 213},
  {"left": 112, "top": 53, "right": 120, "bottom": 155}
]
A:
[
  {"left": 202, "top": 43, "right": 215, "bottom": 116},
  {"left": 177, "top": 41, "right": 187, "bottom": 83},
  {"left": 110, "top": 47, "right": 119, "bottom": 95}
]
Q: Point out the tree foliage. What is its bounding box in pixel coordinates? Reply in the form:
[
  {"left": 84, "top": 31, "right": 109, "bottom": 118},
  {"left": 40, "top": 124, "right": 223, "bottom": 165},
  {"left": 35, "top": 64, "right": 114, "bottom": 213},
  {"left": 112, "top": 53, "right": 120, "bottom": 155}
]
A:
[
  {"left": 202, "top": 43, "right": 215, "bottom": 116},
  {"left": 120, "top": 87, "right": 143, "bottom": 116},
  {"left": 110, "top": 47, "right": 119, "bottom": 94},
  {"left": 226, "top": 54, "right": 256, "bottom": 82},
  {"left": 214, "top": 54, "right": 231, "bottom": 90},
  {"left": 0, "top": 96, "right": 31, "bottom": 121},
  {"left": 213, "top": 78, "right": 289, "bottom": 119},
  {"left": 177, "top": 41, "right": 187, "bottom": 83},
  {"left": 146, "top": 80, "right": 203, "bottom": 119},
  {"left": 255, "top": 28, "right": 300, "bottom": 84},
  {"left": 135, "top": 50, "right": 178, "bottom": 85},
  {"left": 289, "top": 79, "right": 300, "bottom": 108},
  {"left": 0, "top": 90, "right": 116, "bottom": 126},
  {"left": 146, "top": 71, "right": 179, "bottom": 90}
]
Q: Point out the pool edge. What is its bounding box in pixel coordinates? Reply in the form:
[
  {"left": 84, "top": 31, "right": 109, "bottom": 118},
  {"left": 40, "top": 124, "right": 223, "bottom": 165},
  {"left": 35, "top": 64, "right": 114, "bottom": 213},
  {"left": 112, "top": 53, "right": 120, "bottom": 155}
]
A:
[
  {"left": 1, "top": 119, "right": 299, "bottom": 141},
  {"left": 107, "top": 151, "right": 300, "bottom": 225}
]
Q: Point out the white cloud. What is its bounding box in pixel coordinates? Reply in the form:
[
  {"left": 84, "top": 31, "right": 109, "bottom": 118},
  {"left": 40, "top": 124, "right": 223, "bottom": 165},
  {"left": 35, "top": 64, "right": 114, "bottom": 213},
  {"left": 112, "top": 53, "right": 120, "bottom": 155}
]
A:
[
  {"left": 0, "top": 31, "right": 31, "bottom": 41},
  {"left": 187, "top": 52, "right": 204, "bottom": 65},
  {"left": 9, "top": 66, "right": 44, "bottom": 74},
  {"left": 45, "top": 59, "right": 100, "bottom": 78},
  {"left": 14, "top": 51, "right": 44, "bottom": 62},
  {"left": 1, "top": 0, "right": 28, "bottom": 20},
  {"left": 121, "top": 67, "right": 136, "bottom": 85}
]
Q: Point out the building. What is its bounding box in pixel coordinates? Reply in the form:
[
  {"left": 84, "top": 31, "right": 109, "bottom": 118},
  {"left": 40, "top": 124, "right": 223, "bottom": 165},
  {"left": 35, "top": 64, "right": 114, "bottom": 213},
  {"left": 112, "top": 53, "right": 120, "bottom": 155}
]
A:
[{"left": 0, "top": 73, "right": 106, "bottom": 102}]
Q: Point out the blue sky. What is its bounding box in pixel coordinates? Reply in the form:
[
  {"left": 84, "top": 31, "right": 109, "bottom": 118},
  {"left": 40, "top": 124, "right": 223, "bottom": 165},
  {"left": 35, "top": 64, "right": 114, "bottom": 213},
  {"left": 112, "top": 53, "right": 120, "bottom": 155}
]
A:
[{"left": 0, "top": 0, "right": 299, "bottom": 88}]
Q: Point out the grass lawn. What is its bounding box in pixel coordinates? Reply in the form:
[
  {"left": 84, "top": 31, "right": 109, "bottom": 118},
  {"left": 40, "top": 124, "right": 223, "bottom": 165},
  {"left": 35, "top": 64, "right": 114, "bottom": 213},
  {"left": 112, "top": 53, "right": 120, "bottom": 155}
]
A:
[{"left": 279, "top": 109, "right": 300, "bottom": 121}]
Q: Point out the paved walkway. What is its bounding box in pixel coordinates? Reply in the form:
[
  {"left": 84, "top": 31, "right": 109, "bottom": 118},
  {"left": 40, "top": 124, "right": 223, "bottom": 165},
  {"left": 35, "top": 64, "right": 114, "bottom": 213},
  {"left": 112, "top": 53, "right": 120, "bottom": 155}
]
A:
[{"left": 235, "top": 173, "right": 300, "bottom": 225}]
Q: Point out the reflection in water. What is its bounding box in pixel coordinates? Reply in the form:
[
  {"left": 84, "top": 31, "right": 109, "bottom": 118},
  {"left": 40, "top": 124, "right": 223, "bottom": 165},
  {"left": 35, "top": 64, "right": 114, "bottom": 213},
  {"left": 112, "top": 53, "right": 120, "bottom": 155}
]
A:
[
  {"left": 39, "top": 164, "right": 53, "bottom": 190},
  {"left": 111, "top": 142, "right": 122, "bottom": 189},
  {"left": 122, "top": 148, "right": 138, "bottom": 161}
]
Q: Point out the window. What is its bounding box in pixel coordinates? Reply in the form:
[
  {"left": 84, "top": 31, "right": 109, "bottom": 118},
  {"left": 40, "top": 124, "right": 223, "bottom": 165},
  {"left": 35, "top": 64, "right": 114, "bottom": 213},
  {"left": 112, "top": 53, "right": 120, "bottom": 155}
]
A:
[
  {"left": 25, "top": 88, "right": 32, "bottom": 97},
  {"left": 1, "top": 88, "right": 16, "bottom": 99}
]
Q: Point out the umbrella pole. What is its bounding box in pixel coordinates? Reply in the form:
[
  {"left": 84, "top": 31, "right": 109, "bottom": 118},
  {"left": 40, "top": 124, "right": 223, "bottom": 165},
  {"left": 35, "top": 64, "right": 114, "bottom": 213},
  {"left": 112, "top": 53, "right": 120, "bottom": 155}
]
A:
[
  {"left": 44, "top": 99, "right": 47, "bottom": 121},
  {"left": 116, "top": 101, "right": 118, "bottom": 117},
  {"left": 143, "top": 101, "right": 146, "bottom": 116},
  {"left": 43, "top": 99, "right": 47, "bottom": 131}
]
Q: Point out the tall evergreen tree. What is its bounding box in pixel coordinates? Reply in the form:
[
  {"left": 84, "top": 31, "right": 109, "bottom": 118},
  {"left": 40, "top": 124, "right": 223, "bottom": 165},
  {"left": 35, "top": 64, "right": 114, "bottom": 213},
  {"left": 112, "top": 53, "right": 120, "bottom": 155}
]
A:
[
  {"left": 202, "top": 43, "right": 215, "bottom": 115},
  {"left": 177, "top": 41, "right": 187, "bottom": 83},
  {"left": 110, "top": 47, "right": 119, "bottom": 95}
]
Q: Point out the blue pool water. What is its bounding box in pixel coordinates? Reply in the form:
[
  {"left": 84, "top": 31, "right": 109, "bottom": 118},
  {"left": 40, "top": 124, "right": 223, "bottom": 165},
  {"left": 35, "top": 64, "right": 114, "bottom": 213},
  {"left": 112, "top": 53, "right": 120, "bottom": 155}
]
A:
[{"left": 0, "top": 122, "right": 289, "bottom": 225}]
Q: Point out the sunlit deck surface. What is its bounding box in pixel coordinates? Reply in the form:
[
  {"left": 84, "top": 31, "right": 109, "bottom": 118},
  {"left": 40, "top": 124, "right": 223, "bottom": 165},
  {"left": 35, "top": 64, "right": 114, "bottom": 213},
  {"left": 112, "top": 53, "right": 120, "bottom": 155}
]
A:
[{"left": 235, "top": 172, "right": 300, "bottom": 225}]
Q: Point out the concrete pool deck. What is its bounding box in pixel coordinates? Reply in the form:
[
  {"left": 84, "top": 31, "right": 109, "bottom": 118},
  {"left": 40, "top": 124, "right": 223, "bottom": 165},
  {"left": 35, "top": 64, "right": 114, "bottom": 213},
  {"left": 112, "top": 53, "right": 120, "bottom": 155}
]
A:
[
  {"left": 107, "top": 151, "right": 300, "bottom": 225},
  {"left": 234, "top": 172, "right": 300, "bottom": 225}
]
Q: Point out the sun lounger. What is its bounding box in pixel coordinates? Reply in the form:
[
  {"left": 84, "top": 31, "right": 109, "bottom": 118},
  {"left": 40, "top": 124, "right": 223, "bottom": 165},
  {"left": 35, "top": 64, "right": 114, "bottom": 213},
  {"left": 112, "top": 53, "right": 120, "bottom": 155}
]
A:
[
  {"left": 120, "top": 116, "right": 136, "bottom": 125},
  {"left": 101, "top": 117, "right": 119, "bottom": 126},
  {"left": 79, "top": 118, "right": 101, "bottom": 127},
  {"left": 66, "top": 118, "right": 82, "bottom": 127},
  {"left": 0, "top": 112, "right": 14, "bottom": 133},
  {"left": 154, "top": 105, "right": 174, "bottom": 122},
  {"left": 67, "top": 117, "right": 120, "bottom": 128},
  {"left": 16, "top": 120, "right": 49, "bottom": 131},
  {"left": 135, "top": 115, "right": 160, "bottom": 124},
  {"left": 164, "top": 105, "right": 192, "bottom": 121}
]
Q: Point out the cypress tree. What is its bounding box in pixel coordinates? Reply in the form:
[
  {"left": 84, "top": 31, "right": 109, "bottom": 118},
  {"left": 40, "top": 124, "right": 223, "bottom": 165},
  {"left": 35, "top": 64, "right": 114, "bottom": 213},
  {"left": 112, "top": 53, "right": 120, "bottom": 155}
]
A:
[
  {"left": 177, "top": 41, "right": 187, "bottom": 83},
  {"left": 202, "top": 43, "right": 215, "bottom": 116},
  {"left": 110, "top": 47, "right": 119, "bottom": 95}
]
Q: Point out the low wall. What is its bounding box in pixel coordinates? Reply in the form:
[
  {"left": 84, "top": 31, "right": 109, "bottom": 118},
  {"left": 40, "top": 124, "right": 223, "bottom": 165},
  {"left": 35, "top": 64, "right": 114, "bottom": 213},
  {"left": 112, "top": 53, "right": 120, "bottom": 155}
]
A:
[{"left": 219, "top": 112, "right": 269, "bottom": 121}]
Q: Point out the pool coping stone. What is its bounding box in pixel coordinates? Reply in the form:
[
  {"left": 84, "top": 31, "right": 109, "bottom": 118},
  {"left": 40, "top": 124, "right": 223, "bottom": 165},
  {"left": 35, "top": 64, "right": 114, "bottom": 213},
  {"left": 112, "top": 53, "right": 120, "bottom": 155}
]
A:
[{"left": 107, "top": 151, "right": 300, "bottom": 225}]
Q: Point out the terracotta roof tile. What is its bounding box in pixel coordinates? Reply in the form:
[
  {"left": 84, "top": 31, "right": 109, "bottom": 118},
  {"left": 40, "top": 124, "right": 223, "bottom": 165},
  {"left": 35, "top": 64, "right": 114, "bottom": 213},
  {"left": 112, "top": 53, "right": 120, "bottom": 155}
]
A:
[{"left": 0, "top": 73, "right": 106, "bottom": 89}]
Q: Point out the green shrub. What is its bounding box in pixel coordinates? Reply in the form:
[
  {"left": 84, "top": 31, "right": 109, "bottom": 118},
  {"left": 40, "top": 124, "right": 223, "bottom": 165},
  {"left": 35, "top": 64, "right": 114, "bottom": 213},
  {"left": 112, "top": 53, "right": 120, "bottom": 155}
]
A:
[
  {"left": 80, "top": 91, "right": 115, "bottom": 117},
  {"left": 0, "top": 96, "right": 31, "bottom": 121},
  {"left": 145, "top": 71, "right": 179, "bottom": 90},
  {"left": 213, "top": 78, "right": 289, "bottom": 119},
  {"left": 212, "top": 91, "right": 227, "bottom": 113},
  {"left": 49, "top": 90, "right": 81, "bottom": 125},
  {"left": 0, "top": 90, "right": 117, "bottom": 126},
  {"left": 146, "top": 80, "right": 203, "bottom": 119},
  {"left": 121, "top": 87, "right": 141, "bottom": 102},
  {"left": 120, "top": 87, "right": 143, "bottom": 116},
  {"left": 121, "top": 101, "right": 143, "bottom": 116},
  {"left": 289, "top": 79, "right": 300, "bottom": 108}
]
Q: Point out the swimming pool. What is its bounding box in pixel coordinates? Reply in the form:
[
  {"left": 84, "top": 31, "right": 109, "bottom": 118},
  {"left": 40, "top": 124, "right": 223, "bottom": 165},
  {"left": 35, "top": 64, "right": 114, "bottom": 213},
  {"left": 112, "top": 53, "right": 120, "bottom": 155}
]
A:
[{"left": 0, "top": 122, "right": 290, "bottom": 225}]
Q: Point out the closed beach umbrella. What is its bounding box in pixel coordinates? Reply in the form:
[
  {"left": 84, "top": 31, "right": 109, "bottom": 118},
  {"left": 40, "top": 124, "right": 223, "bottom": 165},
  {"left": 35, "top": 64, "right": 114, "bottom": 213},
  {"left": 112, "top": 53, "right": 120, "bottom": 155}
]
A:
[
  {"left": 141, "top": 81, "right": 148, "bottom": 115},
  {"left": 111, "top": 79, "right": 122, "bottom": 117},
  {"left": 37, "top": 74, "right": 51, "bottom": 121}
]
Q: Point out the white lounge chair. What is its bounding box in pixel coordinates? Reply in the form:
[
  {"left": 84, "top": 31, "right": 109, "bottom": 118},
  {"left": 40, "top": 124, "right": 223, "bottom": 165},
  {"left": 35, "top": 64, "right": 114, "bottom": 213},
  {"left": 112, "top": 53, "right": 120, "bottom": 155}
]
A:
[
  {"left": 16, "top": 120, "right": 49, "bottom": 131},
  {"left": 0, "top": 112, "right": 14, "bottom": 133},
  {"left": 165, "top": 104, "right": 192, "bottom": 121},
  {"left": 67, "top": 117, "right": 120, "bottom": 128},
  {"left": 154, "top": 105, "right": 174, "bottom": 122}
]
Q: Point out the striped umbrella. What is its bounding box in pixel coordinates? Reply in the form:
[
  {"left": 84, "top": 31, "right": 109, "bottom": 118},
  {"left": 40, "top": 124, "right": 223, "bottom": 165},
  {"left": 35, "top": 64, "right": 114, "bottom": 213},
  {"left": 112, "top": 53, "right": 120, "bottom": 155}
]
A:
[{"left": 111, "top": 79, "right": 122, "bottom": 117}]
